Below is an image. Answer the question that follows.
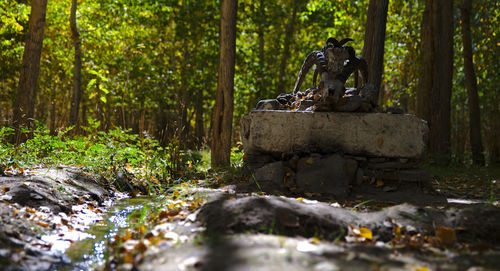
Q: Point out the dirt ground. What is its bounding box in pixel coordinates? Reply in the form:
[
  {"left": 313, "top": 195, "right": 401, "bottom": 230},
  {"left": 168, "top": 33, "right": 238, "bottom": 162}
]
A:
[{"left": 0, "top": 167, "right": 499, "bottom": 271}]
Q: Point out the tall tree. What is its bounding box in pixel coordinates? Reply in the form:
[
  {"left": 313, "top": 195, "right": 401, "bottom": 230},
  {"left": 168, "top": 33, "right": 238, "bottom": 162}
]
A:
[
  {"left": 69, "top": 0, "right": 82, "bottom": 128},
  {"left": 460, "top": 0, "right": 485, "bottom": 166},
  {"left": 275, "top": 0, "right": 298, "bottom": 96},
  {"left": 362, "top": 0, "right": 389, "bottom": 97},
  {"left": 417, "top": 0, "right": 454, "bottom": 164},
  {"left": 12, "top": 0, "right": 48, "bottom": 142},
  {"left": 211, "top": 0, "right": 238, "bottom": 167}
]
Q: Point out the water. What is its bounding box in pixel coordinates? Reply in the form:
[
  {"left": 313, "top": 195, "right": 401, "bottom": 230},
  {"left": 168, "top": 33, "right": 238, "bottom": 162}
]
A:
[{"left": 54, "top": 196, "right": 153, "bottom": 270}]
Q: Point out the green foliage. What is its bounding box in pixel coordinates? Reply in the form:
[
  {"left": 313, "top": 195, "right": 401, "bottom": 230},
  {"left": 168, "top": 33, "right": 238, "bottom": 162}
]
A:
[{"left": 0, "top": 122, "right": 203, "bottom": 193}]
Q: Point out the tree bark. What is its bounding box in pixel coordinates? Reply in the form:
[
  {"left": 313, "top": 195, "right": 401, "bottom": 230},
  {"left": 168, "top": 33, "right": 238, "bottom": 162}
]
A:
[
  {"left": 249, "top": 0, "right": 267, "bottom": 110},
  {"left": 211, "top": 0, "right": 238, "bottom": 167},
  {"left": 12, "top": 0, "right": 48, "bottom": 143},
  {"left": 460, "top": 0, "right": 485, "bottom": 166},
  {"left": 417, "top": 0, "right": 454, "bottom": 164},
  {"left": 69, "top": 0, "right": 82, "bottom": 130},
  {"left": 489, "top": 93, "right": 500, "bottom": 165},
  {"left": 416, "top": 1, "right": 433, "bottom": 123},
  {"left": 362, "top": 0, "right": 389, "bottom": 99},
  {"left": 194, "top": 89, "right": 205, "bottom": 149},
  {"left": 275, "top": 0, "right": 298, "bottom": 96}
]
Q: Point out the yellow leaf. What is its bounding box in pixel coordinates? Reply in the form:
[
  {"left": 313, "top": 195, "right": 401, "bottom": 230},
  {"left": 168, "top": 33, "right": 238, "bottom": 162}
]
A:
[
  {"left": 376, "top": 180, "right": 384, "bottom": 187},
  {"left": 296, "top": 197, "right": 304, "bottom": 201},
  {"left": 394, "top": 226, "right": 401, "bottom": 239},
  {"left": 123, "top": 252, "right": 134, "bottom": 264},
  {"left": 416, "top": 267, "right": 430, "bottom": 271},
  {"left": 359, "top": 227, "right": 373, "bottom": 240},
  {"left": 305, "top": 158, "right": 314, "bottom": 165},
  {"left": 138, "top": 225, "right": 147, "bottom": 235},
  {"left": 309, "top": 237, "right": 320, "bottom": 244},
  {"left": 435, "top": 226, "right": 456, "bottom": 246}
]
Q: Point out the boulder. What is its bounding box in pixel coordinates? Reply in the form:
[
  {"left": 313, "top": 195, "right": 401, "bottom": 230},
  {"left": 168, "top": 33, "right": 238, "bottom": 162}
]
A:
[{"left": 241, "top": 111, "right": 428, "bottom": 159}]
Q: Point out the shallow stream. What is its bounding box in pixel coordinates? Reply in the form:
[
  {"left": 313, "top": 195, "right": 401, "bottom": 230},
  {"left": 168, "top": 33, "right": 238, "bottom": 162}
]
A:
[{"left": 51, "top": 196, "right": 154, "bottom": 270}]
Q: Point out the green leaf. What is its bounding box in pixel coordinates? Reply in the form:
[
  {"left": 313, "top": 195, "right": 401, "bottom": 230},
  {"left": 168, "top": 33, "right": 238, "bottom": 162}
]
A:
[{"left": 87, "top": 78, "right": 97, "bottom": 90}]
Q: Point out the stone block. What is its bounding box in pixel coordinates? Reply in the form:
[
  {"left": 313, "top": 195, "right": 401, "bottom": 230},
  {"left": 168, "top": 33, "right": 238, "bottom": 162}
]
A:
[
  {"left": 241, "top": 111, "right": 428, "bottom": 159},
  {"left": 295, "top": 154, "right": 350, "bottom": 197},
  {"left": 253, "top": 161, "right": 285, "bottom": 189}
]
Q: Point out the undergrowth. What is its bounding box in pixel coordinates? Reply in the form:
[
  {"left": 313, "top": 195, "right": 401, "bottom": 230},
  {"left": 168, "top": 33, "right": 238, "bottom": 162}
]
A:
[{"left": 0, "top": 121, "right": 233, "bottom": 194}]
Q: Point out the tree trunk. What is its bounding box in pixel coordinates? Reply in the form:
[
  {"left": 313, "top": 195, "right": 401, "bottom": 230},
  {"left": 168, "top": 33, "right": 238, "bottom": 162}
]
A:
[
  {"left": 179, "top": 41, "right": 191, "bottom": 147},
  {"left": 489, "top": 94, "right": 500, "bottom": 165},
  {"left": 49, "top": 86, "right": 57, "bottom": 135},
  {"left": 362, "top": 0, "right": 389, "bottom": 98},
  {"left": 69, "top": 0, "right": 82, "bottom": 130},
  {"left": 416, "top": 1, "right": 433, "bottom": 123},
  {"left": 460, "top": 0, "right": 485, "bottom": 166},
  {"left": 248, "top": 0, "right": 266, "bottom": 110},
  {"left": 418, "top": 0, "right": 454, "bottom": 164},
  {"left": 12, "top": 0, "right": 48, "bottom": 143},
  {"left": 257, "top": 0, "right": 265, "bottom": 100},
  {"left": 194, "top": 90, "right": 205, "bottom": 149},
  {"left": 275, "top": 0, "right": 298, "bottom": 96},
  {"left": 211, "top": 0, "right": 238, "bottom": 167}
]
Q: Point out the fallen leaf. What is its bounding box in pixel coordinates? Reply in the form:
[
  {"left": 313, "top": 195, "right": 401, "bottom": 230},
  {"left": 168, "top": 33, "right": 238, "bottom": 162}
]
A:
[
  {"left": 36, "top": 221, "right": 50, "bottom": 228},
  {"left": 376, "top": 180, "right": 384, "bottom": 187},
  {"left": 122, "top": 252, "right": 134, "bottom": 264},
  {"left": 134, "top": 240, "right": 148, "bottom": 253},
  {"left": 435, "top": 226, "right": 456, "bottom": 246},
  {"left": 26, "top": 207, "right": 36, "bottom": 214},
  {"left": 159, "top": 211, "right": 169, "bottom": 220},
  {"left": 359, "top": 227, "right": 373, "bottom": 240},
  {"left": 309, "top": 237, "right": 320, "bottom": 244}
]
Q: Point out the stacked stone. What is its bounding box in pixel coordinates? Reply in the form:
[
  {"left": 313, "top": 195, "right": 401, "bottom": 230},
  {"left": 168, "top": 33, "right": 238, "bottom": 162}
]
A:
[{"left": 241, "top": 110, "right": 430, "bottom": 198}]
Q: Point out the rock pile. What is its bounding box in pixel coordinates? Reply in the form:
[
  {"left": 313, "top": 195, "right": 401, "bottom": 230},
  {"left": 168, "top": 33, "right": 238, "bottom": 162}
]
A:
[{"left": 255, "top": 85, "right": 380, "bottom": 113}]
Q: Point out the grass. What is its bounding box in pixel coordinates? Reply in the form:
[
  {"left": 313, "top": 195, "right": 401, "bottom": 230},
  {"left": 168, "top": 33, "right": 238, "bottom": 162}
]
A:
[{"left": 425, "top": 163, "right": 500, "bottom": 202}]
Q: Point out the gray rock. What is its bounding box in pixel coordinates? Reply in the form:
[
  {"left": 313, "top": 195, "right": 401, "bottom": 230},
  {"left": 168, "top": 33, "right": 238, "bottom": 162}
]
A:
[
  {"left": 255, "top": 99, "right": 282, "bottom": 110},
  {"left": 345, "top": 159, "right": 358, "bottom": 185},
  {"left": 355, "top": 168, "right": 364, "bottom": 186},
  {"left": 368, "top": 157, "right": 387, "bottom": 163},
  {"left": 253, "top": 161, "right": 285, "bottom": 189},
  {"left": 241, "top": 111, "right": 429, "bottom": 159},
  {"left": 335, "top": 95, "right": 362, "bottom": 112},
  {"left": 359, "top": 84, "right": 377, "bottom": 106},
  {"left": 244, "top": 152, "right": 276, "bottom": 170},
  {"left": 365, "top": 168, "right": 431, "bottom": 183},
  {"left": 386, "top": 106, "right": 405, "bottom": 114},
  {"left": 345, "top": 88, "right": 359, "bottom": 96},
  {"left": 295, "top": 154, "right": 350, "bottom": 198},
  {"left": 366, "top": 159, "right": 418, "bottom": 169},
  {"left": 298, "top": 100, "right": 316, "bottom": 110}
]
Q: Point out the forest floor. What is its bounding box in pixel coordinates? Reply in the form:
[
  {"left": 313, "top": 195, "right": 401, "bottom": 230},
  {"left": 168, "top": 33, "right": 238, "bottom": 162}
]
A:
[{"left": 0, "top": 165, "right": 499, "bottom": 271}]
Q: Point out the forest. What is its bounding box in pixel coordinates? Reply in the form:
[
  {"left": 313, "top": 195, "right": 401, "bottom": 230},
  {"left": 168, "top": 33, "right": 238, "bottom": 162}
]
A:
[
  {"left": 0, "top": 0, "right": 498, "bottom": 165},
  {"left": 1, "top": 0, "right": 500, "bottom": 270}
]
